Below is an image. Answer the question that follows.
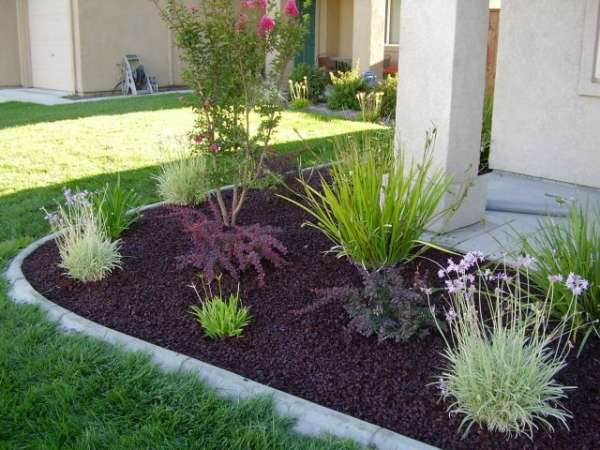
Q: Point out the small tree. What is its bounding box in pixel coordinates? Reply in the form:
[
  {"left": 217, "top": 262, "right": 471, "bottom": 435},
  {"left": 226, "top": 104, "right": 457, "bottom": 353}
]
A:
[{"left": 155, "top": 0, "right": 306, "bottom": 226}]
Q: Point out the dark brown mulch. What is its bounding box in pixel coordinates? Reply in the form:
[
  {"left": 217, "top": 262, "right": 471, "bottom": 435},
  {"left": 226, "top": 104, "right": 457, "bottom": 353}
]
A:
[{"left": 22, "top": 183, "right": 600, "bottom": 450}]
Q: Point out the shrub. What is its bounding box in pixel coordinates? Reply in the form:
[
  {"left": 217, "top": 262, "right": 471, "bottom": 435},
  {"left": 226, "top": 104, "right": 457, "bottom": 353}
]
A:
[
  {"left": 376, "top": 75, "right": 397, "bottom": 119},
  {"left": 157, "top": 0, "right": 305, "bottom": 226},
  {"left": 433, "top": 252, "right": 578, "bottom": 438},
  {"left": 155, "top": 150, "right": 209, "bottom": 206},
  {"left": 290, "top": 63, "right": 328, "bottom": 102},
  {"left": 288, "top": 77, "right": 310, "bottom": 110},
  {"left": 515, "top": 202, "right": 600, "bottom": 348},
  {"left": 479, "top": 92, "right": 494, "bottom": 172},
  {"left": 44, "top": 189, "right": 121, "bottom": 282},
  {"left": 327, "top": 69, "right": 366, "bottom": 110},
  {"left": 314, "top": 269, "right": 438, "bottom": 343},
  {"left": 94, "top": 176, "right": 141, "bottom": 238},
  {"left": 356, "top": 91, "right": 383, "bottom": 122},
  {"left": 283, "top": 131, "right": 454, "bottom": 269},
  {"left": 189, "top": 279, "right": 250, "bottom": 339},
  {"left": 173, "top": 203, "right": 287, "bottom": 286}
]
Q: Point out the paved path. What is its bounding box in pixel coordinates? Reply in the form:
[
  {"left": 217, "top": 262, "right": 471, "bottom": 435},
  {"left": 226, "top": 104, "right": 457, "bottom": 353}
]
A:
[
  {"left": 431, "top": 170, "right": 600, "bottom": 259},
  {"left": 0, "top": 87, "right": 192, "bottom": 105}
]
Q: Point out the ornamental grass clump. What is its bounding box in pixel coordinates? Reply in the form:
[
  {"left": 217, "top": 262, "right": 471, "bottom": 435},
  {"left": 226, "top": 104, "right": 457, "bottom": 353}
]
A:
[
  {"left": 284, "top": 131, "right": 453, "bottom": 270},
  {"left": 94, "top": 175, "right": 141, "bottom": 238},
  {"left": 288, "top": 76, "right": 310, "bottom": 110},
  {"left": 155, "top": 148, "right": 209, "bottom": 206},
  {"left": 156, "top": 0, "right": 305, "bottom": 226},
  {"left": 432, "top": 251, "right": 582, "bottom": 438},
  {"left": 515, "top": 201, "right": 600, "bottom": 348},
  {"left": 44, "top": 189, "right": 121, "bottom": 283},
  {"left": 356, "top": 91, "right": 383, "bottom": 122},
  {"left": 190, "top": 278, "right": 250, "bottom": 339}
]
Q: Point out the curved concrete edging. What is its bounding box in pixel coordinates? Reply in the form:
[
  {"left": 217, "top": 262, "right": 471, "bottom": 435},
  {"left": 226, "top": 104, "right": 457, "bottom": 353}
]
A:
[{"left": 4, "top": 199, "right": 439, "bottom": 450}]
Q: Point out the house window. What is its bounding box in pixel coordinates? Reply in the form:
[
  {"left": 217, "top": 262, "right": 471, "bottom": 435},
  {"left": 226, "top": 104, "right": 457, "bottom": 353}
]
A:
[
  {"left": 578, "top": 0, "right": 600, "bottom": 95},
  {"left": 385, "top": 0, "right": 400, "bottom": 45}
]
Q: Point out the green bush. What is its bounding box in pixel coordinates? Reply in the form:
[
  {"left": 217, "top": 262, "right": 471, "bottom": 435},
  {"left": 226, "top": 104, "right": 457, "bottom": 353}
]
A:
[
  {"left": 376, "top": 75, "right": 397, "bottom": 119},
  {"left": 290, "top": 63, "right": 328, "bottom": 102},
  {"left": 189, "top": 281, "right": 250, "bottom": 339},
  {"left": 283, "top": 131, "right": 453, "bottom": 269},
  {"left": 44, "top": 189, "right": 122, "bottom": 283},
  {"left": 434, "top": 253, "right": 575, "bottom": 438},
  {"left": 327, "top": 69, "right": 366, "bottom": 110},
  {"left": 515, "top": 202, "right": 600, "bottom": 347},
  {"left": 94, "top": 176, "right": 141, "bottom": 238},
  {"left": 479, "top": 92, "right": 494, "bottom": 171},
  {"left": 155, "top": 149, "right": 209, "bottom": 206}
]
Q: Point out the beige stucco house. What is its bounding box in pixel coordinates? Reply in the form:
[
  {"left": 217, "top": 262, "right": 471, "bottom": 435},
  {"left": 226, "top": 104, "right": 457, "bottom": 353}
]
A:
[{"left": 0, "top": 0, "right": 200, "bottom": 94}]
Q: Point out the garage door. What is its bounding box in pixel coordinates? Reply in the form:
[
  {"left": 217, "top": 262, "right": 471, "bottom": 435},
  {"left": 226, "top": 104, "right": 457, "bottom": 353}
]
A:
[{"left": 28, "top": 0, "right": 75, "bottom": 91}]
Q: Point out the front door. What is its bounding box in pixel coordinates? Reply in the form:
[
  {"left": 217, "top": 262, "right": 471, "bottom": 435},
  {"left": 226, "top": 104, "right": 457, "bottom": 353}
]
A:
[{"left": 295, "top": 1, "right": 316, "bottom": 66}]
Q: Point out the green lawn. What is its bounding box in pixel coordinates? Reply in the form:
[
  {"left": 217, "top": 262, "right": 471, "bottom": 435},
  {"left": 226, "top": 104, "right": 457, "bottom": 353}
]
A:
[{"left": 0, "top": 94, "right": 384, "bottom": 449}]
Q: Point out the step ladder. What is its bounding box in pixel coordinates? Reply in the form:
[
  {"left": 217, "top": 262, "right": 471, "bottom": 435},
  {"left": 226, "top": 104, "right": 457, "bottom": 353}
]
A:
[{"left": 119, "top": 54, "right": 158, "bottom": 95}]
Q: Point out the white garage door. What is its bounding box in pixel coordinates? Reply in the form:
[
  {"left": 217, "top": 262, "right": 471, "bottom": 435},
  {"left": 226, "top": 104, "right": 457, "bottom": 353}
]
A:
[{"left": 28, "top": 0, "right": 75, "bottom": 91}]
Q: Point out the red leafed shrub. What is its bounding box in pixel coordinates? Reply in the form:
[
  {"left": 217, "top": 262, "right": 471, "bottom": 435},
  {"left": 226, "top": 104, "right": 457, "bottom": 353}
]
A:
[{"left": 173, "top": 203, "right": 287, "bottom": 286}]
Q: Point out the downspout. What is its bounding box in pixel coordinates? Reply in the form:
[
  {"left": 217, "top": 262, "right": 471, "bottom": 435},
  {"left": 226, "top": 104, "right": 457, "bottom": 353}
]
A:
[{"left": 69, "top": 0, "right": 82, "bottom": 94}]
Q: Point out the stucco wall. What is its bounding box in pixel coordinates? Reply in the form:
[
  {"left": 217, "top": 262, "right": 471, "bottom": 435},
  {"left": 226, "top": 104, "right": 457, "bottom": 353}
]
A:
[
  {"left": 75, "top": 0, "right": 198, "bottom": 93},
  {"left": 491, "top": 0, "right": 600, "bottom": 188},
  {"left": 0, "top": 0, "right": 21, "bottom": 87}
]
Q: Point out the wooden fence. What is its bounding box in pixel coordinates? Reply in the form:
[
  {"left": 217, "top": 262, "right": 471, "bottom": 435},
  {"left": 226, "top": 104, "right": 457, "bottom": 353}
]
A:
[{"left": 485, "top": 9, "right": 501, "bottom": 94}]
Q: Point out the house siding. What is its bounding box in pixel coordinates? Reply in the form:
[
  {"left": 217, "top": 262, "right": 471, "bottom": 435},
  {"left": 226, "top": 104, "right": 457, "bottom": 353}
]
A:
[{"left": 0, "top": 0, "right": 21, "bottom": 87}]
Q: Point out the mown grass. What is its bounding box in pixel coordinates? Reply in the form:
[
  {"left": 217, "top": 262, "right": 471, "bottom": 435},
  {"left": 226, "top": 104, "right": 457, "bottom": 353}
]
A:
[{"left": 0, "top": 94, "right": 384, "bottom": 449}]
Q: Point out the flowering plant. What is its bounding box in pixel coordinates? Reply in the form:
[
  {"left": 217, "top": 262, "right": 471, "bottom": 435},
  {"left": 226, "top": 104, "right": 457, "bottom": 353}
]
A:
[
  {"left": 430, "top": 251, "right": 586, "bottom": 438},
  {"left": 156, "top": 0, "right": 306, "bottom": 226}
]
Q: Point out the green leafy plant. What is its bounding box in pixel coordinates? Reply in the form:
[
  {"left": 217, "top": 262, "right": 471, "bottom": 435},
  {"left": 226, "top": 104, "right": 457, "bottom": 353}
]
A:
[
  {"left": 290, "top": 63, "right": 328, "bottom": 101},
  {"left": 327, "top": 68, "right": 366, "bottom": 110},
  {"left": 432, "top": 252, "right": 577, "bottom": 438},
  {"left": 288, "top": 76, "right": 310, "bottom": 110},
  {"left": 515, "top": 201, "right": 600, "bottom": 348},
  {"left": 155, "top": 148, "right": 209, "bottom": 206},
  {"left": 479, "top": 92, "right": 494, "bottom": 172},
  {"left": 189, "top": 277, "right": 251, "bottom": 339},
  {"left": 156, "top": 0, "right": 306, "bottom": 226},
  {"left": 283, "top": 131, "right": 454, "bottom": 269},
  {"left": 43, "top": 189, "right": 121, "bottom": 282},
  {"left": 94, "top": 176, "right": 141, "bottom": 238},
  {"left": 356, "top": 91, "right": 383, "bottom": 122},
  {"left": 375, "top": 75, "right": 397, "bottom": 119},
  {"left": 313, "top": 268, "right": 438, "bottom": 343}
]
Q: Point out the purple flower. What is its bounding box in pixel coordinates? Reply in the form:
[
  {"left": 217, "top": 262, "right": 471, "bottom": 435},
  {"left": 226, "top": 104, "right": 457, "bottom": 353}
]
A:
[
  {"left": 445, "top": 279, "right": 465, "bottom": 294},
  {"left": 548, "top": 274, "right": 564, "bottom": 283},
  {"left": 515, "top": 254, "right": 536, "bottom": 269},
  {"left": 565, "top": 273, "right": 589, "bottom": 296},
  {"left": 437, "top": 268, "right": 446, "bottom": 279},
  {"left": 445, "top": 308, "right": 458, "bottom": 323}
]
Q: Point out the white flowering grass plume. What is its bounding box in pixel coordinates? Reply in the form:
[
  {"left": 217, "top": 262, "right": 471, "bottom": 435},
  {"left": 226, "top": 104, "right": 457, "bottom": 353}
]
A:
[
  {"left": 155, "top": 145, "right": 209, "bottom": 206},
  {"left": 44, "top": 188, "right": 121, "bottom": 283},
  {"left": 430, "top": 251, "right": 586, "bottom": 438}
]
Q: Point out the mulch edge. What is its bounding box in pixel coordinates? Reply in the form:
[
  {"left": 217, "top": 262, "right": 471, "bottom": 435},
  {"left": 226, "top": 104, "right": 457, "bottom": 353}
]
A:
[{"left": 3, "top": 201, "right": 439, "bottom": 450}]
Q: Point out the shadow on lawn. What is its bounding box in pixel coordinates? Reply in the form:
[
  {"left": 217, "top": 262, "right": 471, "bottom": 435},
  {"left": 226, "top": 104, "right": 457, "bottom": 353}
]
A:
[{"left": 0, "top": 130, "right": 386, "bottom": 244}]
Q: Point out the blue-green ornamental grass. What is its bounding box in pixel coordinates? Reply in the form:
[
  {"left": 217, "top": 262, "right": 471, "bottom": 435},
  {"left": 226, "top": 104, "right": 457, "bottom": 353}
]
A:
[
  {"left": 190, "top": 280, "right": 251, "bottom": 339},
  {"left": 515, "top": 202, "right": 600, "bottom": 348},
  {"left": 432, "top": 252, "right": 581, "bottom": 438},
  {"left": 285, "top": 131, "right": 453, "bottom": 270}
]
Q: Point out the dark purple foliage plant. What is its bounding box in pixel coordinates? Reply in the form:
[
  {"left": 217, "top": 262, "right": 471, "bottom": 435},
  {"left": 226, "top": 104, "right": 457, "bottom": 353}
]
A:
[{"left": 173, "top": 203, "right": 287, "bottom": 287}]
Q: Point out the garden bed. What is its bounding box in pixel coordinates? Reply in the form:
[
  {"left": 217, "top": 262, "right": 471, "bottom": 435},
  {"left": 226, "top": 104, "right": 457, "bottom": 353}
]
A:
[{"left": 22, "top": 181, "right": 600, "bottom": 450}]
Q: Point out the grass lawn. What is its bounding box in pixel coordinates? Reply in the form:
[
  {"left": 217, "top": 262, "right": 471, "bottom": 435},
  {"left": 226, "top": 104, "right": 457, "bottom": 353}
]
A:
[{"left": 0, "top": 94, "right": 384, "bottom": 449}]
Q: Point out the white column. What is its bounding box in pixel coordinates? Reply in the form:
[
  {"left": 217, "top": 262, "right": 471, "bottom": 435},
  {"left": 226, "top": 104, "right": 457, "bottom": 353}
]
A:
[
  {"left": 352, "top": 0, "right": 385, "bottom": 79},
  {"left": 395, "top": 0, "right": 490, "bottom": 232}
]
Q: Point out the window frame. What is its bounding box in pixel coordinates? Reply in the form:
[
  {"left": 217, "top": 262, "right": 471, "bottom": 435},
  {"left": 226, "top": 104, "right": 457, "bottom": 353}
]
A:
[
  {"left": 385, "top": 0, "right": 400, "bottom": 46},
  {"left": 578, "top": 0, "right": 600, "bottom": 96}
]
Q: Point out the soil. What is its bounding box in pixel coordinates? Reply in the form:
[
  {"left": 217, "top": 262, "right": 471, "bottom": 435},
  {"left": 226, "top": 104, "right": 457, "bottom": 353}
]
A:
[{"left": 22, "top": 180, "right": 600, "bottom": 450}]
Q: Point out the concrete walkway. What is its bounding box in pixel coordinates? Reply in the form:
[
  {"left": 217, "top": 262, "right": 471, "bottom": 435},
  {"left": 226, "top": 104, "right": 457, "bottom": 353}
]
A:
[
  {"left": 0, "top": 87, "right": 192, "bottom": 106},
  {"left": 432, "top": 170, "right": 600, "bottom": 260}
]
